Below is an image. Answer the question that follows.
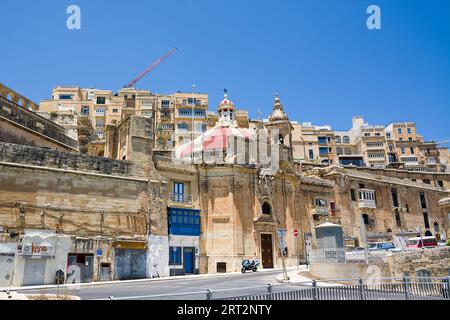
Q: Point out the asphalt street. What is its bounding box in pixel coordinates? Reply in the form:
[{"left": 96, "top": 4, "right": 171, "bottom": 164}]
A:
[{"left": 16, "top": 270, "right": 299, "bottom": 300}]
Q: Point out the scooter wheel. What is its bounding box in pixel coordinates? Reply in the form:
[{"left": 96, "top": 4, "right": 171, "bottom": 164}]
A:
[
  {"left": 241, "top": 268, "right": 246, "bottom": 274},
  {"left": 252, "top": 268, "right": 257, "bottom": 272}
]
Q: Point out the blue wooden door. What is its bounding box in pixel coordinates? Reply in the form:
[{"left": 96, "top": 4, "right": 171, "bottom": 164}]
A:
[{"left": 183, "top": 248, "right": 194, "bottom": 274}]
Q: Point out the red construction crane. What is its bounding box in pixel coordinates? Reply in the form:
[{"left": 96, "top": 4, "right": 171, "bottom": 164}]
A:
[{"left": 124, "top": 47, "right": 177, "bottom": 88}]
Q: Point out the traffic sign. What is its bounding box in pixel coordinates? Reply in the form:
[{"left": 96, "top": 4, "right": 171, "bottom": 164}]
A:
[{"left": 294, "top": 229, "right": 299, "bottom": 237}]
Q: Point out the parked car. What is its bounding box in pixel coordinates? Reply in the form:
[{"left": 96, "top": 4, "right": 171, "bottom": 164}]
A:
[
  {"left": 406, "top": 236, "right": 438, "bottom": 249},
  {"left": 368, "top": 242, "right": 396, "bottom": 251}
]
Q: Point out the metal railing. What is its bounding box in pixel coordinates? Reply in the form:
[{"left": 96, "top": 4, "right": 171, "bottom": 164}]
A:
[
  {"left": 92, "top": 277, "right": 450, "bottom": 301},
  {"left": 226, "top": 277, "right": 450, "bottom": 301},
  {"left": 97, "top": 284, "right": 275, "bottom": 301},
  {"left": 169, "top": 193, "right": 194, "bottom": 204}
]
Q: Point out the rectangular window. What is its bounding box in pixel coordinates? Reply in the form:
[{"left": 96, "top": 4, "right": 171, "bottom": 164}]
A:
[
  {"left": 437, "top": 180, "right": 444, "bottom": 188},
  {"left": 112, "top": 109, "right": 118, "bottom": 113},
  {"left": 319, "top": 147, "right": 328, "bottom": 156},
  {"left": 174, "top": 182, "right": 184, "bottom": 196},
  {"left": 410, "top": 147, "right": 415, "bottom": 155},
  {"left": 398, "top": 128, "right": 402, "bottom": 134},
  {"left": 386, "top": 133, "right": 391, "bottom": 139},
  {"left": 401, "top": 148, "right": 406, "bottom": 155},
  {"left": 315, "top": 199, "right": 327, "bottom": 207},
  {"left": 309, "top": 150, "right": 314, "bottom": 160},
  {"left": 423, "top": 212, "right": 430, "bottom": 229},
  {"left": 391, "top": 188, "right": 399, "bottom": 207},
  {"left": 407, "top": 128, "right": 412, "bottom": 134},
  {"left": 169, "top": 247, "right": 182, "bottom": 265},
  {"left": 318, "top": 137, "right": 328, "bottom": 145},
  {"left": 59, "top": 94, "right": 73, "bottom": 100},
  {"left": 419, "top": 192, "right": 427, "bottom": 209},
  {"left": 96, "top": 97, "right": 106, "bottom": 105},
  {"left": 330, "top": 202, "right": 336, "bottom": 215},
  {"left": 350, "top": 189, "right": 356, "bottom": 201},
  {"left": 161, "top": 100, "right": 171, "bottom": 107},
  {"left": 81, "top": 106, "right": 89, "bottom": 115}
]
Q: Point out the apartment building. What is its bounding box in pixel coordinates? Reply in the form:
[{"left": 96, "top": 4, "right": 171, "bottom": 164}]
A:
[
  {"left": 172, "top": 93, "right": 208, "bottom": 150},
  {"left": 39, "top": 87, "right": 123, "bottom": 141},
  {"left": 291, "top": 122, "right": 337, "bottom": 165},
  {"left": 385, "top": 122, "right": 422, "bottom": 169}
]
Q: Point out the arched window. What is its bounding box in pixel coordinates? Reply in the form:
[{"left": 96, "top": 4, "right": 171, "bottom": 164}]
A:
[
  {"left": 433, "top": 222, "right": 439, "bottom": 232},
  {"left": 336, "top": 147, "right": 343, "bottom": 156},
  {"left": 424, "top": 230, "right": 432, "bottom": 237},
  {"left": 343, "top": 136, "right": 350, "bottom": 144},
  {"left": 335, "top": 136, "right": 341, "bottom": 144},
  {"left": 278, "top": 134, "right": 284, "bottom": 145},
  {"left": 262, "top": 202, "right": 271, "bottom": 215},
  {"left": 345, "top": 148, "right": 352, "bottom": 155}
]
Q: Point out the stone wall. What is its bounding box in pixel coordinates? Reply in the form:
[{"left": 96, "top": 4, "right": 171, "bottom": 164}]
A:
[
  {"left": 0, "top": 95, "right": 78, "bottom": 149},
  {"left": 0, "top": 161, "right": 151, "bottom": 237},
  {"left": 310, "top": 262, "right": 391, "bottom": 280},
  {"left": 386, "top": 247, "right": 450, "bottom": 278},
  {"left": 0, "top": 142, "right": 132, "bottom": 177}
]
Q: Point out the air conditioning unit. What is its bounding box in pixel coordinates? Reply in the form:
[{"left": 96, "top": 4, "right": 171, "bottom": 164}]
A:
[{"left": 21, "top": 244, "right": 33, "bottom": 255}]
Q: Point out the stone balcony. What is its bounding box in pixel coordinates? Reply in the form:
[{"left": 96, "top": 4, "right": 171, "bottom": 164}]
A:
[{"left": 314, "top": 206, "right": 329, "bottom": 216}]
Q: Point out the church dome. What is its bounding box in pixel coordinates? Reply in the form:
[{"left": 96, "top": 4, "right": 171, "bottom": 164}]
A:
[{"left": 218, "top": 93, "right": 235, "bottom": 112}]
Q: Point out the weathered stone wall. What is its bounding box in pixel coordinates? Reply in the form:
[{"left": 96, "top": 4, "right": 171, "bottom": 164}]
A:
[
  {"left": 0, "top": 162, "right": 152, "bottom": 238},
  {"left": 386, "top": 247, "right": 450, "bottom": 278},
  {"left": 310, "top": 262, "right": 391, "bottom": 280},
  {"left": 0, "top": 142, "right": 132, "bottom": 177},
  {"left": 0, "top": 95, "right": 78, "bottom": 149}
]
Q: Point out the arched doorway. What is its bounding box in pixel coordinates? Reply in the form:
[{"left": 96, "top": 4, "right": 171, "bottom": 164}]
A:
[{"left": 424, "top": 230, "right": 432, "bottom": 237}]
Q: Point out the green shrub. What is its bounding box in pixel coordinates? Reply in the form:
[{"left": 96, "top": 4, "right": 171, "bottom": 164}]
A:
[{"left": 446, "top": 239, "right": 450, "bottom": 246}]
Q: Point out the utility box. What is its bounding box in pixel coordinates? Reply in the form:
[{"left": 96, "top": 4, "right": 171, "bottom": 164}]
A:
[{"left": 314, "top": 222, "right": 344, "bottom": 250}]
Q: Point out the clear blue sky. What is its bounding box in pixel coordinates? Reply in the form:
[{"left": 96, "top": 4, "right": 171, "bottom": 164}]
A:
[{"left": 1, "top": 0, "right": 449, "bottom": 143}]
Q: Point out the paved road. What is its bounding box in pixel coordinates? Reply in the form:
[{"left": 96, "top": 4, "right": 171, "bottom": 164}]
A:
[{"left": 16, "top": 270, "right": 299, "bottom": 300}]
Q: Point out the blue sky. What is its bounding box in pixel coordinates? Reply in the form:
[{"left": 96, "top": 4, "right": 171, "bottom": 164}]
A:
[{"left": 1, "top": 0, "right": 449, "bottom": 142}]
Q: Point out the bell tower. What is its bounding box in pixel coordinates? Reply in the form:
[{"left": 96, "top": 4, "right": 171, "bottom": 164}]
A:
[{"left": 264, "top": 94, "right": 294, "bottom": 162}]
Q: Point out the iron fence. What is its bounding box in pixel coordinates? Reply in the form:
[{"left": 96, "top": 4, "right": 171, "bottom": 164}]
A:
[
  {"left": 225, "top": 277, "right": 450, "bottom": 301},
  {"left": 93, "top": 277, "right": 450, "bottom": 301}
]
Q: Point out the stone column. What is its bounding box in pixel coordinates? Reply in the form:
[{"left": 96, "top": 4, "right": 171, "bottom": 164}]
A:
[{"left": 438, "top": 196, "right": 450, "bottom": 240}]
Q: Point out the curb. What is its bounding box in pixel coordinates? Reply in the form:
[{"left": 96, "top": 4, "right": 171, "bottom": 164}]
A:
[{"left": 2, "top": 267, "right": 292, "bottom": 292}]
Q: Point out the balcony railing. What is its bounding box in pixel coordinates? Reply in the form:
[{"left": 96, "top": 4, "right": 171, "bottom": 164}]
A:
[
  {"left": 314, "top": 206, "right": 329, "bottom": 215},
  {"left": 169, "top": 193, "right": 193, "bottom": 204}
]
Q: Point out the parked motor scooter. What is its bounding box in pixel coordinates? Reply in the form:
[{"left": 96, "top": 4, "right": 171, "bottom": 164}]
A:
[{"left": 241, "top": 258, "right": 260, "bottom": 273}]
